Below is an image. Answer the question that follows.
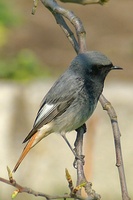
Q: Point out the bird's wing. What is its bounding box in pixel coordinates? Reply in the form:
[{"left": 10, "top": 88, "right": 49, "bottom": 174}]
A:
[
  {"left": 35, "top": 97, "right": 75, "bottom": 129},
  {"left": 23, "top": 73, "right": 84, "bottom": 143},
  {"left": 23, "top": 97, "right": 75, "bottom": 143}
]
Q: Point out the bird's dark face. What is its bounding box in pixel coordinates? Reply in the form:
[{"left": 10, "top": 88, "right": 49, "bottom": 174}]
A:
[
  {"left": 90, "top": 63, "right": 113, "bottom": 77},
  {"left": 83, "top": 51, "right": 123, "bottom": 82},
  {"left": 89, "top": 63, "right": 122, "bottom": 82},
  {"left": 71, "top": 51, "right": 122, "bottom": 82}
]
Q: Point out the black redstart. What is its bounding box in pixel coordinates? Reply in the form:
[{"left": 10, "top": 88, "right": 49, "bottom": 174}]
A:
[{"left": 13, "top": 51, "right": 122, "bottom": 172}]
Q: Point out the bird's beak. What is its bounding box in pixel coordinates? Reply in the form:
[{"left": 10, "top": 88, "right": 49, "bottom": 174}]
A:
[{"left": 112, "top": 66, "right": 123, "bottom": 70}]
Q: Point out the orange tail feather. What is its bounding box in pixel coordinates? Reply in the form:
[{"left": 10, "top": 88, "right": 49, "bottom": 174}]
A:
[{"left": 13, "top": 132, "right": 38, "bottom": 172}]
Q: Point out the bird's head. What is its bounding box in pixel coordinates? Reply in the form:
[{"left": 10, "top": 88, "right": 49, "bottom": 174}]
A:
[{"left": 73, "top": 51, "right": 122, "bottom": 82}]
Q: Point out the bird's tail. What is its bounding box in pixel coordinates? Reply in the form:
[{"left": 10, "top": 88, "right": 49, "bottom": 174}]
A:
[
  {"left": 13, "top": 123, "right": 53, "bottom": 172},
  {"left": 13, "top": 132, "right": 38, "bottom": 173}
]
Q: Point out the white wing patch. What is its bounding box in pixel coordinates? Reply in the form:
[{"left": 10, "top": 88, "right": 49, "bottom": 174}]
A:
[{"left": 35, "top": 103, "right": 54, "bottom": 125}]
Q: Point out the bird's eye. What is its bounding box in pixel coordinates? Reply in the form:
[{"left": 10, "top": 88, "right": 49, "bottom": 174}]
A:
[{"left": 96, "top": 65, "right": 103, "bottom": 70}]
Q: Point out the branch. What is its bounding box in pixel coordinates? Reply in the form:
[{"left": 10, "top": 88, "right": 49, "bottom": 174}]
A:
[
  {"left": 99, "top": 95, "right": 130, "bottom": 200},
  {"left": 75, "top": 125, "right": 101, "bottom": 199},
  {"left": 75, "top": 125, "right": 87, "bottom": 187},
  {"left": 0, "top": 177, "right": 50, "bottom": 199},
  {"left": 41, "top": 0, "right": 87, "bottom": 53},
  {"left": 0, "top": 176, "right": 85, "bottom": 200},
  {"left": 50, "top": 12, "right": 79, "bottom": 54},
  {"left": 59, "top": 0, "right": 109, "bottom": 5}
]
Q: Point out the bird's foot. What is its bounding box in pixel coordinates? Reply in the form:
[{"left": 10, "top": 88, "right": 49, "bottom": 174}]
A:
[{"left": 73, "top": 149, "right": 85, "bottom": 169}]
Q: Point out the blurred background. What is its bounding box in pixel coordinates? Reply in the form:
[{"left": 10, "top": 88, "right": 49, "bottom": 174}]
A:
[{"left": 0, "top": 0, "right": 133, "bottom": 200}]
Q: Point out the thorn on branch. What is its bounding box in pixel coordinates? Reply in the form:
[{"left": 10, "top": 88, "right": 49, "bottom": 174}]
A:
[{"left": 32, "top": 0, "right": 39, "bottom": 15}]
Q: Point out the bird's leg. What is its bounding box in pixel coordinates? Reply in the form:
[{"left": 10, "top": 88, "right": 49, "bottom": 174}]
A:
[
  {"left": 61, "top": 132, "right": 77, "bottom": 157},
  {"left": 73, "top": 124, "right": 86, "bottom": 168},
  {"left": 61, "top": 124, "right": 86, "bottom": 168}
]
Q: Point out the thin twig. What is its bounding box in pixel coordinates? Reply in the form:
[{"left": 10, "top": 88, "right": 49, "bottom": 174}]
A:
[
  {"left": 75, "top": 125, "right": 100, "bottom": 199},
  {"left": 59, "top": 0, "right": 109, "bottom": 5},
  {"left": 41, "top": 0, "right": 87, "bottom": 53},
  {"left": 42, "top": 0, "right": 79, "bottom": 53},
  {"left": 75, "top": 125, "right": 87, "bottom": 193},
  {"left": 0, "top": 177, "right": 86, "bottom": 200},
  {"left": 54, "top": 13, "right": 79, "bottom": 53},
  {"left": 52, "top": 12, "right": 79, "bottom": 54},
  {"left": 99, "top": 94, "right": 130, "bottom": 200}
]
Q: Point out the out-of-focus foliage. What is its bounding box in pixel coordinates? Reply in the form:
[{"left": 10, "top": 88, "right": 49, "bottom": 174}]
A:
[
  {"left": 0, "top": 25, "right": 8, "bottom": 47},
  {"left": 0, "top": 0, "right": 20, "bottom": 26},
  {"left": 0, "top": 49, "right": 51, "bottom": 82},
  {"left": 0, "top": 1, "right": 51, "bottom": 82},
  {"left": 0, "top": 0, "right": 21, "bottom": 47}
]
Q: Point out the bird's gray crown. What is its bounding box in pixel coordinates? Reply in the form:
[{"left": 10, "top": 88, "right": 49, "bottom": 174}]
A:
[
  {"left": 84, "top": 51, "right": 112, "bottom": 66},
  {"left": 69, "top": 51, "right": 113, "bottom": 76},
  {"left": 75, "top": 51, "right": 112, "bottom": 67}
]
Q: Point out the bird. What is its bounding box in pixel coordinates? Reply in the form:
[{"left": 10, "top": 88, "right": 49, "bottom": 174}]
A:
[{"left": 13, "top": 51, "right": 122, "bottom": 172}]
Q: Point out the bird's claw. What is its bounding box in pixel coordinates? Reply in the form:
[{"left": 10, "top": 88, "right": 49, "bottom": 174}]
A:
[{"left": 73, "top": 154, "right": 85, "bottom": 169}]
